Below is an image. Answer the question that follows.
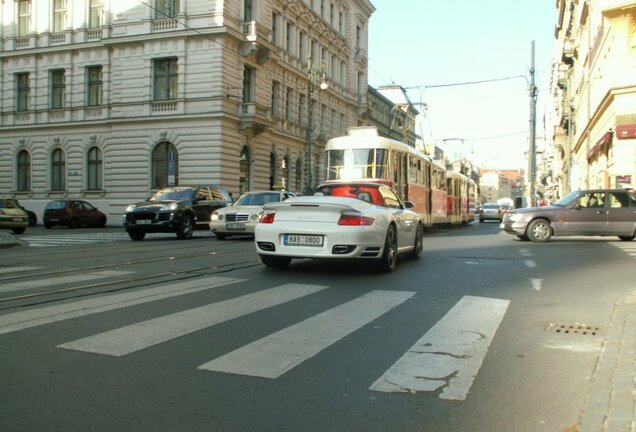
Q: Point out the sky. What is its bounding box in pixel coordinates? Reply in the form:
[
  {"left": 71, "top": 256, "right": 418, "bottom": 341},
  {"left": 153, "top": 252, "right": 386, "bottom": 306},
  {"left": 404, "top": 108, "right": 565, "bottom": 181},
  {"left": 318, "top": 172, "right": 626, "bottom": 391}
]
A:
[{"left": 367, "top": 0, "right": 557, "bottom": 170}]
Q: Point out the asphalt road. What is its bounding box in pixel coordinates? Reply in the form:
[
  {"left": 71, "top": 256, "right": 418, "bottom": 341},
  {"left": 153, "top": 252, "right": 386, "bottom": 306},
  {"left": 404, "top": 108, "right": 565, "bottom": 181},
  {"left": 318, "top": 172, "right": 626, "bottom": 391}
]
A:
[{"left": 1, "top": 223, "right": 635, "bottom": 432}]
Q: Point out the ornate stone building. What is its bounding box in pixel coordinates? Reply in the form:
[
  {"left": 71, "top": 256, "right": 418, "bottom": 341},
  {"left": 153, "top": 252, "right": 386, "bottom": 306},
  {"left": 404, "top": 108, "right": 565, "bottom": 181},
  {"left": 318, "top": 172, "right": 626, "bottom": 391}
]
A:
[
  {"left": 0, "top": 0, "right": 374, "bottom": 221},
  {"left": 551, "top": 0, "right": 636, "bottom": 195}
]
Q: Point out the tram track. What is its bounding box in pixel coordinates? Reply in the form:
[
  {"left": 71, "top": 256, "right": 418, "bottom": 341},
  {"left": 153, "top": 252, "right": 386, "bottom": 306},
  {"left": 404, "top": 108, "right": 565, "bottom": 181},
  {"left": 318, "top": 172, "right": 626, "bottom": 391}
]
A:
[
  {"left": 0, "top": 236, "right": 261, "bottom": 308},
  {"left": 0, "top": 258, "right": 262, "bottom": 308}
]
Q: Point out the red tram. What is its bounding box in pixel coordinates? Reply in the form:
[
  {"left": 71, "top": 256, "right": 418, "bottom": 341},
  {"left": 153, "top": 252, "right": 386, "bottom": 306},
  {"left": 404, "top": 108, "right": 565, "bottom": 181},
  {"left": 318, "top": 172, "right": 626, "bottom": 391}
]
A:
[{"left": 324, "top": 126, "right": 477, "bottom": 227}]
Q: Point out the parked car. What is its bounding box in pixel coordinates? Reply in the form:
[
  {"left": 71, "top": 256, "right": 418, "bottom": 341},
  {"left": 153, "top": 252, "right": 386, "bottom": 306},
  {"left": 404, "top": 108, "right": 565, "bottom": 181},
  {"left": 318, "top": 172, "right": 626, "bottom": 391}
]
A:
[
  {"left": 14, "top": 199, "right": 37, "bottom": 226},
  {"left": 0, "top": 198, "right": 29, "bottom": 234},
  {"left": 124, "top": 185, "right": 232, "bottom": 241},
  {"left": 479, "top": 203, "right": 510, "bottom": 223},
  {"left": 210, "top": 190, "right": 295, "bottom": 240},
  {"left": 500, "top": 188, "right": 636, "bottom": 242},
  {"left": 43, "top": 199, "right": 107, "bottom": 228},
  {"left": 254, "top": 182, "right": 424, "bottom": 272}
]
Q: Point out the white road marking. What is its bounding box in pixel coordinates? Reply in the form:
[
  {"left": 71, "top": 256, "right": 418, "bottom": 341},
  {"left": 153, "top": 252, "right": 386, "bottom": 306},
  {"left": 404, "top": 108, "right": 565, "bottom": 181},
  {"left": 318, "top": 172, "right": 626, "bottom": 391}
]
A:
[
  {"left": 0, "top": 276, "right": 243, "bottom": 334},
  {"left": 524, "top": 260, "right": 537, "bottom": 268},
  {"left": 0, "top": 266, "right": 41, "bottom": 275},
  {"left": 199, "top": 290, "right": 415, "bottom": 379},
  {"left": 531, "top": 278, "right": 543, "bottom": 291},
  {"left": 58, "top": 283, "right": 329, "bottom": 356},
  {"left": 519, "top": 249, "right": 534, "bottom": 257},
  {"left": 0, "top": 270, "right": 133, "bottom": 293},
  {"left": 369, "top": 295, "right": 510, "bottom": 401}
]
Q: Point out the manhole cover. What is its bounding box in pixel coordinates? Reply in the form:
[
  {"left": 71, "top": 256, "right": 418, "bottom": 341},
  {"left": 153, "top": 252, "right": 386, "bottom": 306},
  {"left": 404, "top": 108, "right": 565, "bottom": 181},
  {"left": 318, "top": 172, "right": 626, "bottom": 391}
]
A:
[{"left": 545, "top": 322, "right": 601, "bottom": 336}]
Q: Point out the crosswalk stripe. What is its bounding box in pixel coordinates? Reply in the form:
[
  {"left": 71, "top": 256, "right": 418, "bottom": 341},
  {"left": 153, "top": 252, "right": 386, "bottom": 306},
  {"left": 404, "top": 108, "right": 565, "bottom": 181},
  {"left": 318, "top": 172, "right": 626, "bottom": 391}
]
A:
[
  {"left": 369, "top": 295, "right": 509, "bottom": 401},
  {"left": 0, "top": 270, "right": 134, "bottom": 293},
  {"left": 58, "top": 283, "right": 330, "bottom": 357},
  {"left": 0, "top": 276, "right": 244, "bottom": 335},
  {"left": 0, "top": 266, "right": 41, "bottom": 275},
  {"left": 199, "top": 290, "right": 416, "bottom": 379}
]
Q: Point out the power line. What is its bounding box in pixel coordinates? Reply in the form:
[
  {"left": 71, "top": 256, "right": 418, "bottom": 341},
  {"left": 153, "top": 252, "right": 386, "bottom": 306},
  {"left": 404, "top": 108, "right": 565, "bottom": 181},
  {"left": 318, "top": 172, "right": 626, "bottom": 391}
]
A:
[{"left": 404, "top": 74, "right": 526, "bottom": 90}]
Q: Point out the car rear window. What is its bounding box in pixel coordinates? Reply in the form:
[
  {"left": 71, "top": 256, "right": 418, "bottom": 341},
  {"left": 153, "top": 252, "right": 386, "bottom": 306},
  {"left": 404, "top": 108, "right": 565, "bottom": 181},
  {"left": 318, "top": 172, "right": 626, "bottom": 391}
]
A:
[
  {"left": 0, "top": 199, "right": 18, "bottom": 209},
  {"left": 46, "top": 200, "right": 67, "bottom": 210}
]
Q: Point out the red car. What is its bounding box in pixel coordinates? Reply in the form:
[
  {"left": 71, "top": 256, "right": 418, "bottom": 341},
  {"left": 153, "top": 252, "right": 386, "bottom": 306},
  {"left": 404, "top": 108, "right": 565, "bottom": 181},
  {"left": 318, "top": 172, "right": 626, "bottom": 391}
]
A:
[{"left": 43, "top": 199, "right": 107, "bottom": 229}]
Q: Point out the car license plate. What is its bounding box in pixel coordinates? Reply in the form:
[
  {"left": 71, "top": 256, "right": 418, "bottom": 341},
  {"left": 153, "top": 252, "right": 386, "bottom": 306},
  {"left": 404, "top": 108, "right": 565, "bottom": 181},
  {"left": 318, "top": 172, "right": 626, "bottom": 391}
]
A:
[
  {"left": 136, "top": 220, "right": 152, "bottom": 224},
  {"left": 284, "top": 234, "right": 324, "bottom": 247},
  {"left": 226, "top": 222, "right": 245, "bottom": 229}
]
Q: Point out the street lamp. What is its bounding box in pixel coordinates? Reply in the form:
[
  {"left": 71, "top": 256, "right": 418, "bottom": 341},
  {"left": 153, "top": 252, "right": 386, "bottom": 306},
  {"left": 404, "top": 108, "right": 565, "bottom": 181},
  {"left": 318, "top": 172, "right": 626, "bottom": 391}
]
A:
[{"left": 303, "top": 55, "right": 328, "bottom": 195}]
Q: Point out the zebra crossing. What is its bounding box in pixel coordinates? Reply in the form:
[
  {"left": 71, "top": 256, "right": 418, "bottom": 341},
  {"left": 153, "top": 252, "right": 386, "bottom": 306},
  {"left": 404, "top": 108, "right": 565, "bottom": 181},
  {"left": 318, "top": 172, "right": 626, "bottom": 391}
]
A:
[
  {"left": 20, "top": 232, "right": 130, "bottom": 247},
  {"left": 610, "top": 241, "right": 636, "bottom": 259},
  {"left": 0, "top": 271, "right": 510, "bottom": 401}
]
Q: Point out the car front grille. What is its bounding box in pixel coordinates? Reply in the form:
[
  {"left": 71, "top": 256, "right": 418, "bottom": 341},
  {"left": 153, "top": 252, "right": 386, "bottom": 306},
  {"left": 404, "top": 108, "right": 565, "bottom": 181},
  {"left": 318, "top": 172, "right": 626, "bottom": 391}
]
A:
[{"left": 226, "top": 213, "right": 250, "bottom": 222}]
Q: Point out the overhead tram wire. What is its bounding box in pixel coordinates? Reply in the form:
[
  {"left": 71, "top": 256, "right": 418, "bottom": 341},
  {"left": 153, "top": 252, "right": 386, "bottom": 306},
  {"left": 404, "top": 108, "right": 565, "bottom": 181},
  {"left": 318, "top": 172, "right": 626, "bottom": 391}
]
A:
[{"left": 404, "top": 74, "right": 526, "bottom": 90}]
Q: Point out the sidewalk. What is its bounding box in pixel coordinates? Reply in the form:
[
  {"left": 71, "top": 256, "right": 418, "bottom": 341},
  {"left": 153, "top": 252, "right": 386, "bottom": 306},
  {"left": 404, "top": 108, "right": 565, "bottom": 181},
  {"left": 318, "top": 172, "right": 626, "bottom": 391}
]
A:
[
  {"left": 0, "top": 232, "right": 23, "bottom": 249},
  {"left": 578, "top": 290, "right": 636, "bottom": 432}
]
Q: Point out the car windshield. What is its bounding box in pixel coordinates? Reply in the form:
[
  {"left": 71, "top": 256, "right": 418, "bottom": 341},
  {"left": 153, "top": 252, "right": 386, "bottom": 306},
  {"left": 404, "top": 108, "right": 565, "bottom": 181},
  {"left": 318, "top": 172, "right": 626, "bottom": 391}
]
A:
[
  {"left": 45, "top": 200, "right": 66, "bottom": 210},
  {"left": 234, "top": 192, "right": 280, "bottom": 206},
  {"left": 148, "top": 188, "right": 194, "bottom": 202},
  {"left": 0, "top": 199, "right": 18, "bottom": 209}
]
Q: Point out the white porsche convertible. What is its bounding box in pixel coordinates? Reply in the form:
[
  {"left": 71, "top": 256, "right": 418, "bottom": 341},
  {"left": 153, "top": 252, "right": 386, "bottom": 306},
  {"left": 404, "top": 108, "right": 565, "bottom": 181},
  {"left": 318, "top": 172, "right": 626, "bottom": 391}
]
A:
[{"left": 254, "top": 182, "right": 424, "bottom": 272}]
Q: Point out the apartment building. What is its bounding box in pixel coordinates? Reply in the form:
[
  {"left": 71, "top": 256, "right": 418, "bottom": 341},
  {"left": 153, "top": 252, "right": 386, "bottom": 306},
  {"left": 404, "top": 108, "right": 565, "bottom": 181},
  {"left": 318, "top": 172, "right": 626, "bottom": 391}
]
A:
[
  {"left": 0, "top": 0, "right": 374, "bottom": 221},
  {"left": 551, "top": 0, "right": 636, "bottom": 195}
]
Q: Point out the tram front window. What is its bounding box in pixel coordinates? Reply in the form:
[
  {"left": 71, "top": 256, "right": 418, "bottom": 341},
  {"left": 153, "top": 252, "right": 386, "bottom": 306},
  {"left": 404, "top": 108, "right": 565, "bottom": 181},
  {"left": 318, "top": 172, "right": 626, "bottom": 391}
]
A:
[{"left": 326, "top": 149, "right": 387, "bottom": 180}]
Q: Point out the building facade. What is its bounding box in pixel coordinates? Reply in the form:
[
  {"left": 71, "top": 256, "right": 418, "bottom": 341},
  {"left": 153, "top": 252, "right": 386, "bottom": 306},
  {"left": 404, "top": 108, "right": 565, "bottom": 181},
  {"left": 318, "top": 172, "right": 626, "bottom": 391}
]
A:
[
  {"left": 0, "top": 0, "right": 374, "bottom": 221},
  {"left": 551, "top": 0, "right": 636, "bottom": 196}
]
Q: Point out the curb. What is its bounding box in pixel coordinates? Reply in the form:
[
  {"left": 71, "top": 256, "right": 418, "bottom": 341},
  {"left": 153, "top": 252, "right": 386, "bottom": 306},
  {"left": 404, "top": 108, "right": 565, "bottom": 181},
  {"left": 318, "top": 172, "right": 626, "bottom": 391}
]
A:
[{"left": 578, "top": 290, "right": 636, "bottom": 432}]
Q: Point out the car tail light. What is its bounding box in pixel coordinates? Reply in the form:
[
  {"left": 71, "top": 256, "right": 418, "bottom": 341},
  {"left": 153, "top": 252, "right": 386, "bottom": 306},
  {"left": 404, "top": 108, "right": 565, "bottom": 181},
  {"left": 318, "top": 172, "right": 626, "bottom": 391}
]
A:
[
  {"left": 338, "top": 213, "right": 374, "bottom": 226},
  {"left": 259, "top": 210, "right": 275, "bottom": 224}
]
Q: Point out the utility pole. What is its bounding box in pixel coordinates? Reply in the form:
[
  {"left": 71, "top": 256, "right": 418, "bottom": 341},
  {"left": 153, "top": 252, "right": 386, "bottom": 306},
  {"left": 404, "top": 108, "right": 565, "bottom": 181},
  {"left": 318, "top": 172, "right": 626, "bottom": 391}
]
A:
[{"left": 528, "top": 41, "right": 538, "bottom": 207}]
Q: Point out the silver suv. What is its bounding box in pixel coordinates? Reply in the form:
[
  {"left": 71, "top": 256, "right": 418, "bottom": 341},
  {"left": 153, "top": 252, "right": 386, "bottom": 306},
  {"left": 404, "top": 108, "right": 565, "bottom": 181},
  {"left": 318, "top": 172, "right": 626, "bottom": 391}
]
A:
[{"left": 500, "top": 188, "right": 635, "bottom": 242}]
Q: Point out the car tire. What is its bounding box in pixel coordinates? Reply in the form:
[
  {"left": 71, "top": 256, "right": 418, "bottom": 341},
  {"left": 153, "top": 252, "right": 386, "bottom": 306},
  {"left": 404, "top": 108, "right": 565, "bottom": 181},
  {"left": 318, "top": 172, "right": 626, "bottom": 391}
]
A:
[
  {"left": 479, "top": 219, "right": 484, "bottom": 223},
  {"left": 516, "top": 234, "right": 529, "bottom": 241},
  {"left": 618, "top": 235, "right": 635, "bottom": 241},
  {"left": 176, "top": 215, "right": 194, "bottom": 239},
  {"left": 260, "top": 255, "right": 291, "bottom": 269},
  {"left": 128, "top": 231, "right": 146, "bottom": 241},
  {"left": 97, "top": 217, "right": 107, "bottom": 228},
  {"left": 215, "top": 233, "right": 227, "bottom": 240},
  {"left": 12, "top": 227, "right": 26, "bottom": 234},
  {"left": 377, "top": 225, "right": 398, "bottom": 272},
  {"left": 526, "top": 219, "right": 552, "bottom": 242},
  {"left": 68, "top": 218, "right": 79, "bottom": 229},
  {"left": 27, "top": 212, "right": 37, "bottom": 227},
  {"left": 406, "top": 223, "right": 423, "bottom": 260},
  {"left": 44, "top": 223, "right": 53, "bottom": 229}
]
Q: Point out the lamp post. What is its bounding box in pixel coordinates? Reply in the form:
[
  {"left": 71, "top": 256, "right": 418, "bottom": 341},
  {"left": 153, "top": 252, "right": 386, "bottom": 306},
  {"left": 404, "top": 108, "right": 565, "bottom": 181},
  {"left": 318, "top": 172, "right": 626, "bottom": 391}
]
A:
[{"left": 303, "top": 55, "right": 328, "bottom": 195}]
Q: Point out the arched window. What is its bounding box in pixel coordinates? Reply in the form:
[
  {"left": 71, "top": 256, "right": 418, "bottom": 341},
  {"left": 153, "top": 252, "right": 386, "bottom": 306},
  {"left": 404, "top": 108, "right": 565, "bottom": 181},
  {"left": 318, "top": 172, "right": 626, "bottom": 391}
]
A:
[
  {"left": 87, "top": 146, "right": 103, "bottom": 190},
  {"left": 295, "top": 157, "right": 302, "bottom": 193},
  {"left": 51, "top": 148, "right": 66, "bottom": 191},
  {"left": 17, "top": 150, "right": 31, "bottom": 191},
  {"left": 269, "top": 152, "right": 276, "bottom": 190},
  {"left": 152, "top": 142, "right": 178, "bottom": 189},
  {"left": 239, "top": 146, "right": 251, "bottom": 195}
]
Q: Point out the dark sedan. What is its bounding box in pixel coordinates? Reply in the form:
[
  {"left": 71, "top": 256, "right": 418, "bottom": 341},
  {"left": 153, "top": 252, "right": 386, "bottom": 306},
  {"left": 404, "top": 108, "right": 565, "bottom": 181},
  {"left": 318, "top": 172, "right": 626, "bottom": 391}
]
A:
[
  {"left": 43, "top": 199, "right": 107, "bottom": 229},
  {"left": 500, "top": 188, "right": 636, "bottom": 242}
]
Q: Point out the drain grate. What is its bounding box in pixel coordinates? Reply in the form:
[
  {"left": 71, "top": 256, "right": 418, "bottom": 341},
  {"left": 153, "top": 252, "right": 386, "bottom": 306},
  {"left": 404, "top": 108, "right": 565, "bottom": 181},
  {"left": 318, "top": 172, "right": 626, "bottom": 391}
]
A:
[{"left": 545, "top": 322, "right": 601, "bottom": 336}]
